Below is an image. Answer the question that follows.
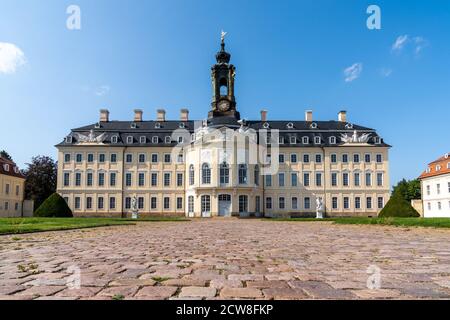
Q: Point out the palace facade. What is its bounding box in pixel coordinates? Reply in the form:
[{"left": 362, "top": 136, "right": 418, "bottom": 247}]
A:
[
  {"left": 56, "top": 39, "right": 391, "bottom": 218},
  {"left": 0, "top": 157, "right": 26, "bottom": 217}
]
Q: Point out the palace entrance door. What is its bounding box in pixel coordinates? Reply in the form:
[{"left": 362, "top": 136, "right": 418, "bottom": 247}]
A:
[{"left": 218, "top": 194, "right": 231, "bottom": 217}]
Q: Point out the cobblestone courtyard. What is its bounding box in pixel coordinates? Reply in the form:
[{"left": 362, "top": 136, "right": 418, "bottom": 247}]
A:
[{"left": 1, "top": 219, "right": 450, "bottom": 300}]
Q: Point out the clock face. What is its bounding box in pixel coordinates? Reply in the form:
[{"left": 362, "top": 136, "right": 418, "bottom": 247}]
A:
[{"left": 218, "top": 100, "right": 230, "bottom": 112}]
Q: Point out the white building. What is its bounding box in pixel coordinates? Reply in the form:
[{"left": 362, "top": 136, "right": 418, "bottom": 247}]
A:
[{"left": 419, "top": 153, "right": 450, "bottom": 218}]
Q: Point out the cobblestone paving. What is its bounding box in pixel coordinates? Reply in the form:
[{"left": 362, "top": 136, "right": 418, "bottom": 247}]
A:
[{"left": 1, "top": 219, "right": 450, "bottom": 300}]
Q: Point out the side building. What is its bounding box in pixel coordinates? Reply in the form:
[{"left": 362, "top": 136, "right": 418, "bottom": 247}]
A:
[{"left": 0, "top": 157, "right": 26, "bottom": 217}]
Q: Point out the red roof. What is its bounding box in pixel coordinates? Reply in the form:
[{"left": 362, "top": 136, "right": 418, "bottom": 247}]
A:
[
  {"left": 419, "top": 153, "right": 450, "bottom": 179},
  {"left": 0, "top": 157, "right": 25, "bottom": 179}
]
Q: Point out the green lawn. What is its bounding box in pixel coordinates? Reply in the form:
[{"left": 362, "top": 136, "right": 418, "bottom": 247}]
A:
[
  {"left": 269, "top": 217, "right": 450, "bottom": 228},
  {"left": 0, "top": 216, "right": 189, "bottom": 235}
]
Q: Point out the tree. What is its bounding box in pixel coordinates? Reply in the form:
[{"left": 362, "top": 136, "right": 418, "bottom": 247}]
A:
[
  {"left": 379, "top": 192, "right": 420, "bottom": 217},
  {"left": 23, "top": 156, "right": 57, "bottom": 211},
  {"left": 0, "top": 150, "right": 13, "bottom": 161},
  {"left": 392, "top": 179, "right": 421, "bottom": 201},
  {"left": 34, "top": 193, "right": 73, "bottom": 217}
]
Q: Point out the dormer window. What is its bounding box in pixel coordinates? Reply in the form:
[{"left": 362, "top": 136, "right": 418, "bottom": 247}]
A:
[
  {"left": 152, "top": 136, "right": 158, "bottom": 144},
  {"left": 287, "top": 122, "right": 294, "bottom": 129},
  {"left": 329, "top": 136, "right": 336, "bottom": 144},
  {"left": 374, "top": 137, "right": 381, "bottom": 144},
  {"left": 314, "top": 136, "right": 321, "bottom": 144},
  {"left": 111, "top": 136, "right": 118, "bottom": 144},
  {"left": 3, "top": 164, "right": 9, "bottom": 171},
  {"left": 290, "top": 136, "right": 296, "bottom": 144},
  {"left": 177, "top": 136, "right": 184, "bottom": 144},
  {"left": 310, "top": 122, "right": 318, "bottom": 129},
  {"left": 179, "top": 123, "right": 185, "bottom": 129},
  {"left": 140, "top": 136, "right": 146, "bottom": 144},
  {"left": 14, "top": 167, "right": 19, "bottom": 174},
  {"left": 65, "top": 136, "right": 73, "bottom": 143},
  {"left": 263, "top": 122, "right": 270, "bottom": 129},
  {"left": 426, "top": 167, "right": 431, "bottom": 173},
  {"left": 345, "top": 123, "right": 354, "bottom": 129},
  {"left": 94, "top": 122, "right": 100, "bottom": 129},
  {"left": 165, "top": 136, "right": 171, "bottom": 144},
  {"left": 279, "top": 136, "right": 285, "bottom": 144},
  {"left": 302, "top": 136, "right": 309, "bottom": 144},
  {"left": 126, "top": 136, "right": 133, "bottom": 144},
  {"left": 436, "top": 165, "right": 441, "bottom": 171},
  {"left": 447, "top": 162, "right": 450, "bottom": 169},
  {"left": 155, "top": 122, "right": 161, "bottom": 129},
  {"left": 131, "top": 123, "right": 137, "bottom": 129}
]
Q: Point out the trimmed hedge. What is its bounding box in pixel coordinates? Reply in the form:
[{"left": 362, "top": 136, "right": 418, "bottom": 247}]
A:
[
  {"left": 34, "top": 193, "right": 73, "bottom": 218},
  {"left": 378, "top": 192, "right": 420, "bottom": 218}
]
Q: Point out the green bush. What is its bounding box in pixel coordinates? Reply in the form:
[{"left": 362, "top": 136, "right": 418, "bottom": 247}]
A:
[
  {"left": 378, "top": 192, "right": 420, "bottom": 218},
  {"left": 34, "top": 193, "right": 73, "bottom": 218}
]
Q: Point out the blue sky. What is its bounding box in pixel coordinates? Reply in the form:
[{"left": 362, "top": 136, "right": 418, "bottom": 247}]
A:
[{"left": 0, "top": 0, "right": 449, "bottom": 186}]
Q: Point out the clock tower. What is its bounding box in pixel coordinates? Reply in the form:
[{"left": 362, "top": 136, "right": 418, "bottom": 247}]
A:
[{"left": 208, "top": 33, "right": 240, "bottom": 119}]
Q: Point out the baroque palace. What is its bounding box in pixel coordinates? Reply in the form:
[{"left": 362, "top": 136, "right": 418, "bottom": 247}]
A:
[{"left": 56, "top": 38, "right": 391, "bottom": 218}]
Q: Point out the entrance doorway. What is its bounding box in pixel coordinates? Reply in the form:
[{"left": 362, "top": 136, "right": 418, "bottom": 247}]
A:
[{"left": 218, "top": 194, "right": 231, "bottom": 217}]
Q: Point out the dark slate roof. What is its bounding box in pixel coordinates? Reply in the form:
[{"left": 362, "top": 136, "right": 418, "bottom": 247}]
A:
[{"left": 56, "top": 118, "right": 390, "bottom": 148}]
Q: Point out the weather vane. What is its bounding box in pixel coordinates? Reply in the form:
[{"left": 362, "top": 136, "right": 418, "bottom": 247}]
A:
[{"left": 221, "top": 30, "right": 227, "bottom": 43}]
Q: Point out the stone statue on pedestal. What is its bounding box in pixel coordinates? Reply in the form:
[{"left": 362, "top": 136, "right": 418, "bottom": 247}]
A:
[
  {"left": 316, "top": 197, "right": 324, "bottom": 219},
  {"left": 131, "top": 196, "right": 139, "bottom": 219}
]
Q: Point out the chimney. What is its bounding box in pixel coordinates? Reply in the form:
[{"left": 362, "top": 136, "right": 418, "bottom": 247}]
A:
[
  {"left": 305, "top": 110, "right": 313, "bottom": 122},
  {"left": 134, "top": 109, "right": 143, "bottom": 122},
  {"left": 157, "top": 109, "right": 166, "bottom": 122},
  {"left": 100, "top": 109, "right": 109, "bottom": 122},
  {"left": 180, "top": 108, "right": 189, "bottom": 121},
  {"left": 338, "top": 110, "right": 347, "bottom": 122},
  {"left": 260, "top": 109, "right": 268, "bottom": 122}
]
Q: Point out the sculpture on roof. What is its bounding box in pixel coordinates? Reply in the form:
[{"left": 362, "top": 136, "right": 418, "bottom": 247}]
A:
[
  {"left": 73, "top": 129, "right": 107, "bottom": 144},
  {"left": 340, "top": 130, "right": 371, "bottom": 144}
]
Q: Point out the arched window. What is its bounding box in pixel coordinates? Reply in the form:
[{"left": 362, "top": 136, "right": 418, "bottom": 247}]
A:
[
  {"left": 202, "top": 163, "right": 211, "bottom": 184},
  {"left": 201, "top": 195, "right": 211, "bottom": 215},
  {"left": 220, "top": 85, "right": 227, "bottom": 96},
  {"left": 189, "top": 165, "right": 195, "bottom": 185},
  {"left": 238, "top": 164, "right": 248, "bottom": 184},
  {"left": 254, "top": 165, "right": 260, "bottom": 186},
  {"left": 219, "top": 162, "right": 229, "bottom": 185}
]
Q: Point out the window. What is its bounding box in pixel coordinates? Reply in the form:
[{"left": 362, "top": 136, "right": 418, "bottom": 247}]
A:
[
  {"left": 365, "top": 172, "right": 372, "bottom": 186},
  {"left": 63, "top": 173, "right": 70, "bottom": 187},
  {"left": 165, "top": 136, "right": 171, "bottom": 144},
  {"left": 278, "top": 197, "right": 285, "bottom": 209},
  {"left": 329, "top": 136, "right": 336, "bottom": 144},
  {"left": 366, "top": 197, "right": 373, "bottom": 209},
  {"left": 177, "top": 173, "right": 183, "bottom": 187},
  {"left": 365, "top": 154, "right": 371, "bottom": 163},
  {"left": 5, "top": 184, "right": 10, "bottom": 195},
  {"left": 138, "top": 197, "right": 144, "bottom": 209},
  {"left": 138, "top": 172, "right": 145, "bottom": 186},
  {"left": 99, "top": 154, "right": 105, "bottom": 163},
  {"left": 152, "top": 136, "right": 158, "bottom": 144},
  {"left": 279, "top": 154, "right": 285, "bottom": 164},
  {"left": 354, "top": 172, "right": 361, "bottom": 187},
  {"left": 98, "top": 172, "right": 105, "bottom": 186},
  {"left": 86, "top": 172, "right": 93, "bottom": 186},
  {"left": 201, "top": 195, "right": 210, "bottom": 213},
  {"left": 126, "top": 154, "right": 133, "bottom": 163},
  {"left": 164, "top": 154, "right": 171, "bottom": 163},
  {"left": 177, "top": 153, "right": 184, "bottom": 163},
  {"left": 98, "top": 197, "right": 104, "bottom": 209},
  {"left": 314, "top": 136, "right": 321, "bottom": 144},
  {"left": 332, "top": 197, "right": 338, "bottom": 209},
  {"left": 304, "top": 197, "right": 311, "bottom": 210},
  {"left": 438, "top": 202, "right": 442, "bottom": 210},
  {"left": 376, "top": 154, "right": 382, "bottom": 163},
  {"left": 437, "top": 184, "right": 441, "bottom": 195},
  {"left": 239, "top": 195, "right": 249, "bottom": 213},
  {"left": 331, "top": 154, "right": 337, "bottom": 163},
  {"left": 164, "top": 197, "right": 170, "bottom": 210},
  {"left": 265, "top": 197, "right": 272, "bottom": 209},
  {"left": 64, "top": 153, "right": 71, "bottom": 163},
  {"left": 125, "top": 197, "right": 131, "bottom": 209},
  {"left": 290, "top": 154, "right": 297, "bottom": 163},
  {"left": 278, "top": 173, "right": 285, "bottom": 187},
  {"left": 448, "top": 182, "right": 450, "bottom": 193},
  {"left": 316, "top": 172, "right": 322, "bottom": 187},
  {"left": 139, "top": 154, "right": 146, "bottom": 163},
  {"left": 238, "top": 164, "right": 248, "bottom": 184},
  {"left": 374, "top": 137, "right": 381, "bottom": 144},
  {"left": 109, "top": 197, "right": 116, "bottom": 210},
  {"left": 202, "top": 163, "right": 211, "bottom": 184},
  {"left": 377, "top": 173, "right": 383, "bottom": 186},
  {"left": 110, "top": 153, "right": 117, "bottom": 163},
  {"left": 265, "top": 175, "right": 272, "bottom": 187},
  {"left": 188, "top": 196, "right": 194, "bottom": 213},
  {"left": 4, "top": 202, "right": 8, "bottom": 210},
  {"left": 75, "top": 197, "right": 81, "bottom": 209},
  {"left": 86, "top": 197, "right": 92, "bottom": 209},
  {"left": 111, "top": 136, "right": 118, "bottom": 144},
  {"left": 292, "top": 197, "right": 298, "bottom": 210},
  {"left": 331, "top": 173, "right": 338, "bottom": 187},
  {"left": 303, "top": 173, "right": 310, "bottom": 186},
  {"left": 14, "top": 202, "right": 19, "bottom": 211},
  {"left": 110, "top": 173, "right": 116, "bottom": 187},
  {"left": 302, "top": 136, "right": 309, "bottom": 144},
  {"left": 291, "top": 173, "right": 298, "bottom": 187},
  {"left": 125, "top": 172, "right": 132, "bottom": 186},
  {"left": 76, "top": 154, "right": 82, "bottom": 163},
  {"left": 151, "top": 197, "right": 157, "bottom": 210},
  {"left": 127, "top": 136, "right": 133, "bottom": 144},
  {"left": 315, "top": 154, "right": 322, "bottom": 163},
  {"left": 189, "top": 165, "right": 194, "bottom": 185},
  {"left": 355, "top": 197, "right": 361, "bottom": 209},
  {"left": 15, "top": 185, "right": 19, "bottom": 196},
  {"left": 75, "top": 173, "right": 81, "bottom": 186},
  {"left": 427, "top": 202, "right": 431, "bottom": 211},
  {"left": 149, "top": 172, "right": 157, "bottom": 187},
  {"left": 279, "top": 136, "right": 285, "bottom": 144},
  {"left": 255, "top": 196, "right": 261, "bottom": 213},
  {"left": 177, "top": 197, "right": 183, "bottom": 210},
  {"left": 140, "top": 136, "right": 146, "bottom": 144},
  {"left": 344, "top": 197, "right": 350, "bottom": 209},
  {"left": 426, "top": 185, "right": 430, "bottom": 196},
  {"left": 377, "top": 197, "right": 384, "bottom": 209},
  {"left": 290, "top": 136, "right": 296, "bottom": 144},
  {"left": 151, "top": 153, "right": 158, "bottom": 163},
  {"left": 303, "top": 154, "right": 310, "bottom": 163},
  {"left": 343, "top": 173, "right": 349, "bottom": 186},
  {"left": 254, "top": 165, "right": 260, "bottom": 186},
  {"left": 220, "top": 162, "right": 229, "bottom": 185},
  {"left": 353, "top": 154, "right": 360, "bottom": 163},
  {"left": 164, "top": 173, "right": 171, "bottom": 186},
  {"left": 342, "top": 154, "right": 348, "bottom": 163}
]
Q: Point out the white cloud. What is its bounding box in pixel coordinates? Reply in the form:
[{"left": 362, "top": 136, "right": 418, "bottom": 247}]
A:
[
  {"left": 380, "top": 68, "right": 393, "bottom": 77},
  {"left": 95, "top": 85, "right": 110, "bottom": 96},
  {"left": 344, "top": 63, "right": 363, "bottom": 82},
  {"left": 0, "top": 42, "right": 26, "bottom": 74},
  {"left": 392, "top": 35, "right": 409, "bottom": 51},
  {"left": 413, "top": 36, "right": 428, "bottom": 55}
]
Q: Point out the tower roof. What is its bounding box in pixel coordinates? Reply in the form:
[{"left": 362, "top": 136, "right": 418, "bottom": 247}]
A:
[{"left": 215, "top": 39, "right": 231, "bottom": 64}]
